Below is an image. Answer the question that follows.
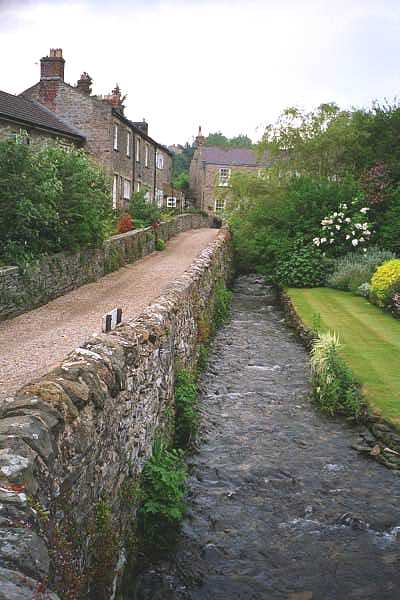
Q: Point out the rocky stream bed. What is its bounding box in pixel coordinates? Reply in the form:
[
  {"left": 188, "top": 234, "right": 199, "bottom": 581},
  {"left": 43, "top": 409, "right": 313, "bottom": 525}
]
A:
[{"left": 126, "top": 275, "right": 400, "bottom": 600}]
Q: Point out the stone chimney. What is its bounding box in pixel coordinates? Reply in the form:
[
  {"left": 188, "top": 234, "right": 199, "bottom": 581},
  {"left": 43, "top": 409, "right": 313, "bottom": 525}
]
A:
[
  {"left": 76, "top": 72, "right": 93, "bottom": 95},
  {"left": 132, "top": 119, "right": 148, "bottom": 135},
  {"left": 40, "top": 48, "right": 65, "bottom": 81},
  {"left": 103, "top": 84, "right": 126, "bottom": 114},
  {"left": 195, "top": 125, "right": 205, "bottom": 147}
]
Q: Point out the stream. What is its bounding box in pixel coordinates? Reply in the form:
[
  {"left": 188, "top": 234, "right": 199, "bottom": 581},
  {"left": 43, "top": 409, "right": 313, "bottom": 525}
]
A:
[{"left": 127, "top": 275, "right": 400, "bottom": 600}]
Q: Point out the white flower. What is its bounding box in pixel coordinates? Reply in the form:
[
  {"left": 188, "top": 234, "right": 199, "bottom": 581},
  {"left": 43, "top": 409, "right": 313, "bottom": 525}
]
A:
[
  {"left": 360, "top": 237, "right": 365, "bottom": 242},
  {"left": 360, "top": 207, "right": 369, "bottom": 214},
  {"left": 320, "top": 237, "right": 327, "bottom": 243},
  {"left": 330, "top": 238, "right": 334, "bottom": 244},
  {"left": 345, "top": 234, "right": 350, "bottom": 240},
  {"left": 352, "top": 239, "right": 359, "bottom": 246},
  {"left": 336, "top": 225, "right": 341, "bottom": 230},
  {"left": 345, "top": 218, "right": 351, "bottom": 223}
]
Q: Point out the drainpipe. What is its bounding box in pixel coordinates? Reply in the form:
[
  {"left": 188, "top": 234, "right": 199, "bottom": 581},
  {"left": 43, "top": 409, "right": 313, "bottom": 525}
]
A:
[
  {"left": 132, "top": 130, "right": 135, "bottom": 197},
  {"left": 153, "top": 146, "right": 157, "bottom": 204}
]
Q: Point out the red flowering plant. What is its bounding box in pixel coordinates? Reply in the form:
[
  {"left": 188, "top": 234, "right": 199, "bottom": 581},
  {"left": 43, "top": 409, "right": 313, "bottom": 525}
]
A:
[{"left": 117, "top": 213, "right": 134, "bottom": 233}]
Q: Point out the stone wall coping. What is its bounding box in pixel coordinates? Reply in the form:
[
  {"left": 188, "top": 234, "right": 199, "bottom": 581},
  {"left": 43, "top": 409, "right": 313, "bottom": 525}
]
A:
[{"left": 0, "top": 266, "right": 19, "bottom": 276}]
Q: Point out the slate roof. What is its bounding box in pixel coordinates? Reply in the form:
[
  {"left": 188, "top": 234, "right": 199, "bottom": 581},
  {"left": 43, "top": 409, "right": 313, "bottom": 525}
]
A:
[
  {"left": 200, "top": 146, "right": 268, "bottom": 166},
  {"left": 0, "top": 90, "right": 85, "bottom": 140}
]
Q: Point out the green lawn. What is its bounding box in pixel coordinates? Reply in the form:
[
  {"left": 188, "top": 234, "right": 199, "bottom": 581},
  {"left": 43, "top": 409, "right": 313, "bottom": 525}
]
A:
[{"left": 287, "top": 287, "right": 400, "bottom": 427}]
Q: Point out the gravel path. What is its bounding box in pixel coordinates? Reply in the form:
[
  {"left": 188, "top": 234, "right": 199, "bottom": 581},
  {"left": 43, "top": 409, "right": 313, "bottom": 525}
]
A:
[{"left": 0, "top": 228, "right": 219, "bottom": 402}]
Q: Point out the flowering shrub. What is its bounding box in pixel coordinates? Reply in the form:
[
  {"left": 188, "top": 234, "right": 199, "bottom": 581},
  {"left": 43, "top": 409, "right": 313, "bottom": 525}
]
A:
[
  {"left": 356, "top": 283, "right": 371, "bottom": 298},
  {"left": 389, "top": 290, "right": 400, "bottom": 318},
  {"left": 360, "top": 162, "right": 391, "bottom": 206},
  {"left": 313, "top": 199, "right": 373, "bottom": 255},
  {"left": 117, "top": 213, "right": 134, "bottom": 233},
  {"left": 327, "top": 246, "right": 395, "bottom": 292},
  {"left": 370, "top": 259, "right": 400, "bottom": 305}
]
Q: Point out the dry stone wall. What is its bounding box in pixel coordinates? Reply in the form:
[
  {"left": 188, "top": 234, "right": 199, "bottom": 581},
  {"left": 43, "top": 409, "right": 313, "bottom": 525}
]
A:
[
  {"left": 0, "top": 214, "right": 212, "bottom": 322},
  {"left": 0, "top": 228, "right": 233, "bottom": 599}
]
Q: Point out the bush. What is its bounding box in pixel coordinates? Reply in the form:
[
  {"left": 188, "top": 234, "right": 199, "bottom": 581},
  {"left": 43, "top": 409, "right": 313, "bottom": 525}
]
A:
[
  {"left": 117, "top": 213, "right": 134, "bottom": 234},
  {"left": 128, "top": 190, "right": 160, "bottom": 228},
  {"left": 275, "top": 241, "right": 333, "bottom": 287},
  {"left": 310, "top": 331, "right": 365, "bottom": 420},
  {"left": 327, "top": 246, "right": 395, "bottom": 292},
  {"left": 0, "top": 140, "right": 112, "bottom": 265},
  {"left": 370, "top": 259, "right": 400, "bottom": 305},
  {"left": 138, "top": 439, "right": 187, "bottom": 551},
  {"left": 175, "top": 369, "right": 199, "bottom": 448},
  {"left": 155, "top": 239, "right": 166, "bottom": 251},
  {"left": 356, "top": 282, "right": 371, "bottom": 298}
]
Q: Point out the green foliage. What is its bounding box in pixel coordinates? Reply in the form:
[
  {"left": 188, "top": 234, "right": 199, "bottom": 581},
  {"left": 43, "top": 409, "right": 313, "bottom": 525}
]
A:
[
  {"left": 175, "top": 369, "right": 199, "bottom": 448},
  {"left": 90, "top": 500, "right": 119, "bottom": 597},
  {"left": 226, "top": 170, "right": 359, "bottom": 275},
  {"left": 310, "top": 332, "right": 365, "bottom": 420},
  {"left": 213, "top": 281, "right": 233, "bottom": 328},
  {"left": 155, "top": 239, "right": 166, "bottom": 251},
  {"left": 128, "top": 189, "right": 160, "bottom": 228},
  {"left": 172, "top": 171, "right": 189, "bottom": 190},
  {"left": 171, "top": 144, "right": 195, "bottom": 186},
  {"left": 205, "top": 132, "right": 253, "bottom": 148},
  {"left": 371, "top": 259, "right": 400, "bottom": 305},
  {"left": 0, "top": 140, "right": 112, "bottom": 265},
  {"left": 327, "top": 246, "right": 396, "bottom": 292},
  {"left": 197, "top": 344, "right": 209, "bottom": 372},
  {"left": 275, "top": 240, "right": 333, "bottom": 287},
  {"left": 138, "top": 439, "right": 187, "bottom": 551}
]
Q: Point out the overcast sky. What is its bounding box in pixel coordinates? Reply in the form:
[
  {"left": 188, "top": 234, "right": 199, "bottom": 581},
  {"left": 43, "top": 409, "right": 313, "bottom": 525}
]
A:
[{"left": 1, "top": 0, "right": 399, "bottom": 145}]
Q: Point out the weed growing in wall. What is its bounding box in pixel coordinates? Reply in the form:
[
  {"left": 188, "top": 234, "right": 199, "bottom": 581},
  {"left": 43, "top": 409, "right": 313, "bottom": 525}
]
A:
[
  {"left": 213, "top": 281, "right": 233, "bottom": 329},
  {"left": 89, "top": 500, "right": 120, "bottom": 598},
  {"left": 155, "top": 239, "right": 166, "bottom": 251},
  {"left": 197, "top": 343, "right": 209, "bottom": 373},
  {"left": 138, "top": 439, "right": 187, "bottom": 553},
  {"left": 175, "top": 369, "right": 199, "bottom": 449}
]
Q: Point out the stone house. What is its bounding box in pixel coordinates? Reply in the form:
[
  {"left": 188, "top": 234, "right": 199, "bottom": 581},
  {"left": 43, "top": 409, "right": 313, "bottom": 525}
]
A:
[
  {"left": 21, "top": 49, "right": 173, "bottom": 210},
  {"left": 0, "top": 89, "right": 85, "bottom": 148},
  {"left": 189, "top": 128, "right": 268, "bottom": 213}
]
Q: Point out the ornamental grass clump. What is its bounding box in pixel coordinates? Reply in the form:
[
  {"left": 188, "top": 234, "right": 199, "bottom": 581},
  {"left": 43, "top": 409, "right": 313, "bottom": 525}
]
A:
[
  {"left": 310, "top": 331, "right": 365, "bottom": 420},
  {"left": 327, "top": 246, "right": 395, "bottom": 292}
]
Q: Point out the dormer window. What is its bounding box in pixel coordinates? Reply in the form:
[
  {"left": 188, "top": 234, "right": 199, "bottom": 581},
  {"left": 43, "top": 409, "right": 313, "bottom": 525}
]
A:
[
  {"left": 218, "top": 168, "right": 231, "bottom": 186},
  {"left": 113, "top": 124, "right": 119, "bottom": 151}
]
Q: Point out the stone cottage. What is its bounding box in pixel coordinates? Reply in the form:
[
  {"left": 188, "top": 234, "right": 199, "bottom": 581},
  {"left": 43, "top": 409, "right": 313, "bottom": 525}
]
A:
[
  {"left": 0, "top": 89, "right": 85, "bottom": 148},
  {"left": 189, "top": 127, "right": 268, "bottom": 213},
  {"left": 20, "top": 49, "right": 173, "bottom": 210}
]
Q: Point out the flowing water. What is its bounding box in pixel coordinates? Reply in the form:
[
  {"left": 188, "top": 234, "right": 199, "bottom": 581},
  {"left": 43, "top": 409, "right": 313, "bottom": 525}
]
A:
[{"left": 128, "top": 275, "right": 400, "bottom": 600}]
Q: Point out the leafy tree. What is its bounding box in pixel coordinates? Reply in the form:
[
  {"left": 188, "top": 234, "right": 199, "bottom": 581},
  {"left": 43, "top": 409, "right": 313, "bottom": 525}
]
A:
[
  {"left": 0, "top": 140, "right": 112, "bottom": 264},
  {"left": 205, "top": 132, "right": 253, "bottom": 148}
]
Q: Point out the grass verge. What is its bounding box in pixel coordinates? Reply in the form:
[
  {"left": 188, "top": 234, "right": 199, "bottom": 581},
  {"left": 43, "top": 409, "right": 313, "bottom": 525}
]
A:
[{"left": 287, "top": 287, "right": 400, "bottom": 428}]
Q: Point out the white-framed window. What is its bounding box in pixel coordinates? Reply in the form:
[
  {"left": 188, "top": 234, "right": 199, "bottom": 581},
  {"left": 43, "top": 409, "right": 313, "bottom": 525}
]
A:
[
  {"left": 126, "top": 130, "right": 131, "bottom": 157},
  {"left": 218, "top": 167, "right": 231, "bottom": 187},
  {"left": 155, "top": 188, "right": 164, "bottom": 207},
  {"left": 123, "top": 178, "right": 131, "bottom": 200},
  {"left": 113, "top": 124, "right": 119, "bottom": 151},
  {"left": 215, "top": 197, "right": 225, "bottom": 212},
  {"left": 145, "top": 143, "right": 149, "bottom": 167},
  {"left": 135, "top": 181, "right": 141, "bottom": 193},
  {"left": 167, "top": 196, "right": 177, "bottom": 208},
  {"left": 135, "top": 137, "right": 140, "bottom": 162},
  {"left": 156, "top": 152, "right": 164, "bottom": 170},
  {"left": 112, "top": 174, "right": 118, "bottom": 209}
]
